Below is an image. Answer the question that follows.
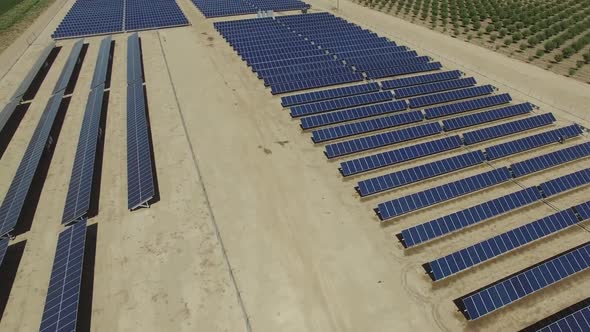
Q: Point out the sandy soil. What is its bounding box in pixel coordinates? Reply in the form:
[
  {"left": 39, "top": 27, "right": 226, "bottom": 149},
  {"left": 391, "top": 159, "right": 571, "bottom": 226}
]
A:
[{"left": 0, "top": 0, "right": 589, "bottom": 331}]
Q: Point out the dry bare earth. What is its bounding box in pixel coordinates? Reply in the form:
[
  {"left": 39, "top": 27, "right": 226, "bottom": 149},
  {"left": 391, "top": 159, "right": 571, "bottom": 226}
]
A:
[{"left": 0, "top": 0, "right": 589, "bottom": 331}]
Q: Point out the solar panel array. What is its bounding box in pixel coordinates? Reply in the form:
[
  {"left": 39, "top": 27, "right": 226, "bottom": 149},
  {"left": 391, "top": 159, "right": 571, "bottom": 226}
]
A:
[
  {"left": 527, "top": 298, "right": 590, "bottom": 332},
  {"left": 0, "top": 238, "right": 9, "bottom": 271},
  {"left": 52, "top": 0, "right": 188, "bottom": 39},
  {"left": 192, "top": 0, "right": 309, "bottom": 18}
]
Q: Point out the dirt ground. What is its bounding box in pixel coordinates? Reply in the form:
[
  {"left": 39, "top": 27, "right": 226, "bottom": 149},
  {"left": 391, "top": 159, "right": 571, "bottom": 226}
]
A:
[{"left": 0, "top": 0, "right": 589, "bottom": 331}]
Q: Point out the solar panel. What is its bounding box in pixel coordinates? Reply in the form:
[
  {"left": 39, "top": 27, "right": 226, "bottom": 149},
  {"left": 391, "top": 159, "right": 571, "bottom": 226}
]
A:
[
  {"left": 486, "top": 125, "right": 583, "bottom": 160},
  {"left": 0, "top": 238, "right": 9, "bottom": 269},
  {"left": 248, "top": 49, "right": 327, "bottom": 65},
  {"left": 424, "top": 93, "right": 512, "bottom": 119},
  {"left": 425, "top": 209, "right": 581, "bottom": 281},
  {"left": 90, "top": 36, "right": 112, "bottom": 89},
  {"left": 540, "top": 168, "right": 590, "bottom": 198},
  {"left": 376, "top": 167, "right": 511, "bottom": 221},
  {"left": 325, "top": 122, "right": 442, "bottom": 159},
  {"left": 364, "top": 62, "right": 442, "bottom": 79},
  {"left": 532, "top": 299, "right": 590, "bottom": 332},
  {"left": 334, "top": 46, "right": 410, "bottom": 58},
  {"left": 245, "top": 47, "right": 324, "bottom": 63},
  {"left": 301, "top": 100, "right": 408, "bottom": 131},
  {"left": 281, "top": 82, "right": 379, "bottom": 107},
  {"left": 62, "top": 87, "right": 105, "bottom": 224},
  {"left": 271, "top": 72, "right": 365, "bottom": 94},
  {"left": 290, "top": 91, "right": 394, "bottom": 117},
  {"left": 239, "top": 43, "right": 317, "bottom": 57},
  {"left": 264, "top": 67, "right": 352, "bottom": 87},
  {"left": 393, "top": 77, "right": 477, "bottom": 98},
  {"left": 52, "top": 0, "right": 124, "bottom": 39},
  {"left": 127, "top": 33, "right": 143, "bottom": 84},
  {"left": 381, "top": 70, "right": 462, "bottom": 90},
  {"left": 463, "top": 113, "right": 556, "bottom": 145},
  {"left": 0, "top": 99, "right": 22, "bottom": 136},
  {"left": 357, "top": 150, "right": 485, "bottom": 196},
  {"left": 454, "top": 241, "right": 590, "bottom": 320},
  {"left": 408, "top": 85, "right": 495, "bottom": 109},
  {"left": 352, "top": 56, "right": 431, "bottom": 71},
  {"left": 127, "top": 83, "right": 155, "bottom": 210},
  {"left": 259, "top": 60, "right": 345, "bottom": 80},
  {"left": 311, "top": 110, "right": 422, "bottom": 143},
  {"left": 398, "top": 187, "right": 543, "bottom": 248},
  {"left": 0, "top": 91, "right": 65, "bottom": 237},
  {"left": 53, "top": 40, "right": 84, "bottom": 94},
  {"left": 125, "top": 0, "right": 189, "bottom": 31},
  {"left": 340, "top": 135, "right": 461, "bottom": 177},
  {"left": 443, "top": 103, "right": 533, "bottom": 131},
  {"left": 39, "top": 220, "right": 87, "bottom": 332},
  {"left": 12, "top": 43, "right": 56, "bottom": 99},
  {"left": 251, "top": 55, "right": 335, "bottom": 72},
  {"left": 512, "top": 142, "right": 590, "bottom": 178}
]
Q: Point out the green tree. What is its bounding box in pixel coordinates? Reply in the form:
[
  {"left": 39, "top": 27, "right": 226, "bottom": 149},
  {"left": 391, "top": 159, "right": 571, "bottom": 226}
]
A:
[
  {"left": 554, "top": 53, "right": 563, "bottom": 62},
  {"left": 536, "top": 49, "right": 544, "bottom": 57},
  {"left": 519, "top": 43, "right": 527, "bottom": 50},
  {"left": 562, "top": 47, "right": 574, "bottom": 58},
  {"left": 504, "top": 38, "right": 512, "bottom": 46},
  {"left": 486, "top": 24, "right": 495, "bottom": 33}
]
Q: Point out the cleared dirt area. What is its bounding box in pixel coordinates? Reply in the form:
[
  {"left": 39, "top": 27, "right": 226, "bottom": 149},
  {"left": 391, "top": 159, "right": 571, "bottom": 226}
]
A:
[{"left": 0, "top": 0, "right": 589, "bottom": 331}]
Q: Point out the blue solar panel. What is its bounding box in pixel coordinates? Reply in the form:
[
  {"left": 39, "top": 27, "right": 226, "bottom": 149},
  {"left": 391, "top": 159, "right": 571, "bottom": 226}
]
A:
[
  {"left": 127, "top": 33, "right": 143, "bottom": 84},
  {"left": 352, "top": 56, "right": 431, "bottom": 71},
  {"left": 485, "top": 125, "right": 583, "bottom": 160},
  {"left": 426, "top": 209, "right": 581, "bottom": 281},
  {"left": 271, "top": 72, "right": 364, "bottom": 94},
  {"left": 39, "top": 220, "right": 87, "bottom": 332},
  {"left": 364, "top": 62, "right": 442, "bottom": 79},
  {"left": 393, "top": 77, "right": 477, "bottom": 98},
  {"left": 311, "top": 110, "right": 422, "bottom": 143},
  {"left": 259, "top": 61, "right": 345, "bottom": 80},
  {"left": 90, "top": 36, "right": 112, "bottom": 89},
  {"left": 398, "top": 187, "right": 543, "bottom": 248},
  {"left": 196, "top": 0, "right": 309, "bottom": 17},
  {"left": 535, "top": 300, "right": 590, "bottom": 332},
  {"left": 540, "top": 168, "right": 590, "bottom": 198},
  {"left": 357, "top": 150, "right": 485, "bottom": 196},
  {"left": 409, "top": 85, "right": 495, "bottom": 109},
  {"left": 454, "top": 241, "right": 590, "bottom": 320},
  {"left": 512, "top": 142, "right": 590, "bottom": 178},
  {"left": 290, "top": 91, "right": 393, "bottom": 117},
  {"left": 251, "top": 55, "right": 335, "bottom": 72},
  {"left": 340, "top": 135, "right": 461, "bottom": 176},
  {"left": 576, "top": 201, "right": 590, "bottom": 220},
  {"left": 125, "top": 0, "right": 189, "bottom": 31},
  {"left": 127, "top": 83, "right": 155, "bottom": 210},
  {"left": 334, "top": 46, "right": 410, "bottom": 58},
  {"left": 248, "top": 50, "right": 327, "bottom": 65},
  {"left": 381, "top": 70, "right": 462, "bottom": 90},
  {"left": 239, "top": 42, "right": 317, "bottom": 57},
  {"left": 281, "top": 82, "right": 380, "bottom": 107},
  {"left": 443, "top": 103, "right": 533, "bottom": 131},
  {"left": 243, "top": 46, "right": 322, "bottom": 62},
  {"left": 0, "top": 238, "right": 9, "bottom": 270},
  {"left": 301, "top": 100, "right": 408, "bottom": 130},
  {"left": 377, "top": 167, "right": 511, "bottom": 221},
  {"left": 326, "top": 41, "right": 397, "bottom": 53},
  {"left": 264, "top": 67, "right": 353, "bottom": 87},
  {"left": 53, "top": 40, "right": 84, "bottom": 94},
  {"left": 52, "top": 0, "right": 124, "bottom": 39},
  {"left": 325, "top": 122, "right": 442, "bottom": 159},
  {"left": 463, "top": 113, "right": 556, "bottom": 145},
  {"left": 62, "top": 87, "right": 105, "bottom": 224},
  {"left": 424, "top": 94, "right": 512, "bottom": 119}
]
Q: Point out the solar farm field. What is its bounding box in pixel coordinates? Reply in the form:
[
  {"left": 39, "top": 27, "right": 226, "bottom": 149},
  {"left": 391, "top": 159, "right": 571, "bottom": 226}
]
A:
[
  {"left": 354, "top": 0, "right": 590, "bottom": 83},
  {"left": 0, "top": 0, "right": 589, "bottom": 331}
]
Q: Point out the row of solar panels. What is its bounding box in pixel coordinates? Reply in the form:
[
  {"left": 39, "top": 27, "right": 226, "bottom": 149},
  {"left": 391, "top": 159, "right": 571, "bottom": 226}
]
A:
[
  {"left": 52, "top": 0, "right": 189, "bottom": 39},
  {"left": 192, "top": 0, "right": 309, "bottom": 18}
]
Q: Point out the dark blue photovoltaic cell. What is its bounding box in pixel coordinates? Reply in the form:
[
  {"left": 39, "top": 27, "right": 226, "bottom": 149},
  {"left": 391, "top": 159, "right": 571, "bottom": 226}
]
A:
[
  {"left": 325, "top": 122, "right": 442, "bottom": 159},
  {"left": 424, "top": 93, "right": 512, "bottom": 119},
  {"left": 340, "top": 135, "right": 462, "bottom": 176},
  {"left": 193, "top": 0, "right": 309, "bottom": 17},
  {"left": 311, "top": 110, "right": 422, "bottom": 143},
  {"left": 281, "top": 82, "right": 380, "bottom": 107},
  {"left": 127, "top": 33, "right": 143, "bottom": 84},
  {"left": 0, "top": 238, "right": 9, "bottom": 270},
  {"left": 485, "top": 125, "right": 583, "bottom": 160},
  {"left": 393, "top": 77, "right": 476, "bottom": 98},
  {"left": 39, "top": 220, "right": 87, "bottom": 332},
  {"left": 512, "top": 142, "right": 590, "bottom": 178},
  {"left": 576, "top": 201, "right": 590, "bottom": 220},
  {"left": 455, "top": 242, "right": 590, "bottom": 320},
  {"left": 334, "top": 46, "right": 410, "bottom": 58},
  {"left": 536, "top": 302, "right": 590, "bottom": 332},
  {"left": 52, "top": 0, "right": 123, "bottom": 39},
  {"left": 264, "top": 66, "right": 352, "bottom": 86},
  {"left": 258, "top": 60, "right": 343, "bottom": 79},
  {"left": 462, "top": 113, "right": 556, "bottom": 145},
  {"left": 539, "top": 168, "right": 590, "bottom": 197},
  {"left": 301, "top": 100, "right": 408, "bottom": 130},
  {"left": 53, "top": 40, "right": 84, "bottom": 94},
  {"left": 443, "top": 103, "right": 533, "bottom": 131},
  {"left": 290, "top": 91, "right": 394, "bottom": 117},
  {"left": 381, "top": 70, "right": 462, "bottom": 90},
  {"left": 125, "top": 0, "right": 188, "bottom": 31},
  {"left": 271, "top": 72, "right": 365, "bottom": 94},
  {"left": 377, "top": 167, "right": 511, "bottom": 221},
  {"left": 365, "top": 62, "right": 442, "bottom": 79},
  {"left": 408, "top": 85, "right": 494, "bottom": 109},
  {"left": 357, "top": 150, "right": 485, "bottom": 196},
  {"left": 242, "top": 44, "right": 319, "bottom": 60},
  {"left": 251, "top": 55, "right": 334, "bottom": 72},
  {"left": 427, "top": 209, "right": 581, "bottom": 281},
  {"left": 399, "top": 187, "right": 543, "bottom": 248},
  {"left": 90, "top": 36, "right": 112, "bottom": 89},
  {"left": 352, "top": 56, "right": 431, "bottom": 71}
]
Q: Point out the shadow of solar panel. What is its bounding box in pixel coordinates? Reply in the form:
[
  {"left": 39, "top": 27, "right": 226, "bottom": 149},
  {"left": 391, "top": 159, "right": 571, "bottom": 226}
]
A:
[
  {"left": 90, "top": 36, "right": 112, "bottom": 89},
  {"left": 281, "top": 82, "right": 379, "bottom": 107},
  {"left": 398, "top": 187, "right": 543, "bottom": 248},
  {"left": 426, "top": 209, "right": 581, "bottom": 281},
  {"left": 353, "top": 56, "right": 431, "bottom": 71},
  {"left": 62, "top": 87, "right": 105, "bottom": 224},
  {"left": 485, "top": 125, "right": 583, "bottom": 160},
  {"left": 312, "top": 109, "right": 421, "bottom": 143},
  {"left": 259, "top": 60, "right": 345, "bottom": 80},
  {"left": 443, "top": 102, "right": 533, "bottom": 131},
  {"left": 340, "top": 135, "right": 462, "bottom": 177},
  {"left": 52, "top": 0, "right": 124, "bottom": 39},
  {"left": 393, "top": 77, "right": 476, "bottom": 98},
  {"left": 365, "top": 62, "right": 442, "bottom": 79},
  {"left": 463, "top": 113, "right": 556, "bottom": 145},
  {"left": 381, "top": 70, "right": 462, "bottom": 90},
  {"left": 377, "top": 167, "right": 511, "bottom": 221},
  {"left": 454, "top": 241, "right": 590, "bottom": 320},
  {"left": 125, "top": 0, "right": 189, "bottom": 31},
  {"left": 127, "top": 33, "right": 143, "bottom": 84},
  {"left": 0, "top": 91, "right": 64, "bottom": 237},
  {"left": 357, "top": 150, "right": 485, "bottom": 196},
  {"left": 424, "top": 93, "right": 512, "bottom": 119},
  {"left": 325, "top": 122, "right": 442, "bottom": 159},
  {"left": 265, "top": 66, "right": 353, "bottom": 86},
  {"left": 53, "top": 40, "right": 84, "bottom": 94},
  {"left": 39, "top": 220, "right": 87, "bottom": 332},
  {"left": 271, "top": 72, "right": 364, "bottom": 94},
  {"left": 540, "top": 168, "right": 590, "bottom": 198},
  {"left": 0, "top": 238, "right": 8, "bottom": 269},
  {"left": 0, "top": 99, "right": 22, "bottom": 137},
  {"left": 512, "top": 142, "right": 590, "bottom": 178},
  {"left": 409, "top": 85, "right": 494, "bottom": 108},
  {"left": 302, "top": 100, "right": 408, "bottom": 131},
  {"left": 127, "top": 83, "right": 155, "bottom": 210},
  {"left": 290, "top": 91, "right": 393, "bottom": 117}
]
